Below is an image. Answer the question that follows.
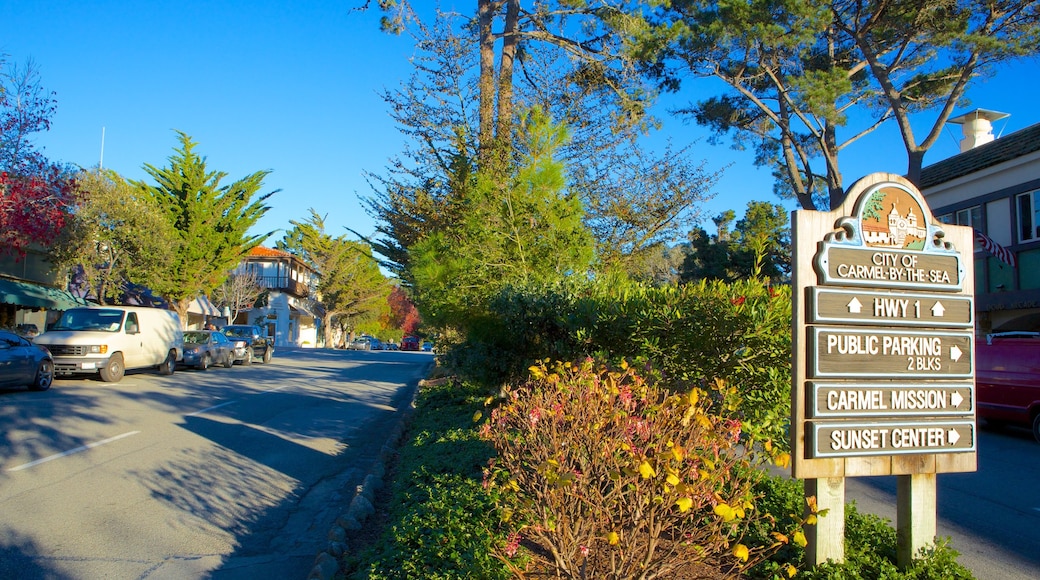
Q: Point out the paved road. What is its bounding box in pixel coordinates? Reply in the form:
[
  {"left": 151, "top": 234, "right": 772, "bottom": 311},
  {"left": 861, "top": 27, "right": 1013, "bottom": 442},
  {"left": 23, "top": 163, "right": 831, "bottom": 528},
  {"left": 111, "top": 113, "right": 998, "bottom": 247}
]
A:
[
  {"left": 0, "top": 347, "right": 432, "bottom": 579},
  {"left": 845, "top": 424, "right": 1040, "bottom": 580}
]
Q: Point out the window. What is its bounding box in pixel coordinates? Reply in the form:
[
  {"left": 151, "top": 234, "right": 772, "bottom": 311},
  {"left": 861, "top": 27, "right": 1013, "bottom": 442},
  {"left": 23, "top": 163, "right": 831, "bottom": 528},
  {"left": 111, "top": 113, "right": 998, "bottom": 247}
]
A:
[
  {"left": 939, "top": 206, "right": 983, "bottom": 251},
  {"left": 1017, "top": 191, "right": 1040, "bottom": 242}
]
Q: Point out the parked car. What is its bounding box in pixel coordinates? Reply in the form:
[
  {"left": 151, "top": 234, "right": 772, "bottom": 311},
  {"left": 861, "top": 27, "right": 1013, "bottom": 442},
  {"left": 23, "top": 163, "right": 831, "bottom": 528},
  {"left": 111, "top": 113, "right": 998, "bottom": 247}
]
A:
[
  {"left": 15, "top": 323, "right": 40, "bottom": 340},
  {"left": 33, "top": 306, "right": 182, "bottom": 382},
  {"left": 181, "top": 330, "right": 235, "bottom": 370},
  {"left": 400, "top": 336, "right": 420, "bottom": 351},
  {"left": 976, "top": 331, "right": 1040, "bottom": 442},
  {"left": 0, "top": 330, "right": 53, "bottom": 391},
  {"left": 347, "top": 336, "right": 371, "bottom": 351},
  {"left": 422, "top": 341, "right": 434, "bottom": 352},
  {"left": 367, "top": 336, "right": 385, "bottom": 351},
  {"left": 221, "top": 325, "right": 273, "bottom": 364},
  {"left": 385, "top": 341, "right": 399, "bottom": 351}
]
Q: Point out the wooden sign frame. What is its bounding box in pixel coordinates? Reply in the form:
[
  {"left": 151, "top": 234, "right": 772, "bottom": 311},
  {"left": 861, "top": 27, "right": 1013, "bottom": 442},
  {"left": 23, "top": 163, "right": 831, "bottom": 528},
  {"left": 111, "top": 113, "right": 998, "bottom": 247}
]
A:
[{"left": 791, "top": 173, "right": 977, "bottom": 566}]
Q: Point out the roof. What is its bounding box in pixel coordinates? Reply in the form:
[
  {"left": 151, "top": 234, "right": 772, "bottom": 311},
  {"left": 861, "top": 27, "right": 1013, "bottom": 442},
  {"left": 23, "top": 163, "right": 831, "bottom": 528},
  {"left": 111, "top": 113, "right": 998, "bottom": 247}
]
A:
[
  {"left": 919, "top": 122, "right": 1040, "bottom": 189},
  {"left": 248, "top": 246, "right": 293, "bottom": 258}
]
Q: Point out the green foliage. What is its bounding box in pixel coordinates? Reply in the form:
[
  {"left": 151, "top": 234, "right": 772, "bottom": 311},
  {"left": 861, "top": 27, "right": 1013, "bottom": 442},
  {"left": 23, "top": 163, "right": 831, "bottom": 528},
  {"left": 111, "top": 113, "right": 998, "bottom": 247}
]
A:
[
  {"left": 133, "top": 131, "right": 275, "bottom": 318},
  {"left": 442, "top": 275, "right": 793, "bottom": 451},
  {"left": 348, "top": 379, "right": 518, "bottom": 579},
  {"left": 746, "top": 475, "right": 975, "bottom": 580},
  {"left": 409, "top": 108, "right": 594, "bottom": 331},
  {"left": 483, "top": 359, "right": 798, "bottom": 578},
  {"left": 680, "top": 202, "right": 791, "bottom": 283},
  {"left": 50, "top": 168, "right": 176, "bottom": 304}
]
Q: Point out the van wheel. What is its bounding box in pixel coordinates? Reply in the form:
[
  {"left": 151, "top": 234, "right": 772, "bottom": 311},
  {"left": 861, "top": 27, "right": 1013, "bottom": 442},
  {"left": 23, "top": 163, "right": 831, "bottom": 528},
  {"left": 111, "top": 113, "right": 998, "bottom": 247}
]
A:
[
  {"left": 100, "top": 354, "right": 125, "bottom": 383},
  {"left": 262, "top": 348, "right": 272, "bottom": 364},
  {"left": 159, "top": 350, "right": 176, "bottom": 375},
  {"left": 1032, "top": 414, "right": 1040, "bottom": 443},
  {"left": 30, "top": 359, "right": 54, "bottom": 391}
]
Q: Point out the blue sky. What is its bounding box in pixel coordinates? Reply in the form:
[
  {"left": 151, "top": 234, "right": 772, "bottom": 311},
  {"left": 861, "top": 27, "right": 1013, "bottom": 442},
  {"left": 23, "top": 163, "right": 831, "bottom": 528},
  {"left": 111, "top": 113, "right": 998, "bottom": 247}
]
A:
[{"left": 5, "top": 1, "right": 1040, "bottom": 246}]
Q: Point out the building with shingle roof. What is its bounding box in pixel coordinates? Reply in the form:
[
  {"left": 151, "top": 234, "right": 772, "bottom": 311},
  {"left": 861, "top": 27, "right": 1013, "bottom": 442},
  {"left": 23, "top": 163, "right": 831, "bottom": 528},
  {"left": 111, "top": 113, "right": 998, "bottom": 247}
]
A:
[{"left": 921, "top": 111, "right": 1040, "bottom": 333}]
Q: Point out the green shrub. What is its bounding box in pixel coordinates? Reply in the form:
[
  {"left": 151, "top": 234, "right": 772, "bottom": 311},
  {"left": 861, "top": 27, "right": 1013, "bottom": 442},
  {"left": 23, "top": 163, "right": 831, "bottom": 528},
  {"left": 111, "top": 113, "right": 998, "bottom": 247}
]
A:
[
  {"left": 746, "top": 475, "right": 975, "bottom": 580},
  {"left": 348, "top": 379, "right": 520, "bottom": 579},
  {"left": 444, "top": 276, "right": 793, "bottom": 452},
  {"left": 482, "top": 359, "right": 800, "bottom": 579}
]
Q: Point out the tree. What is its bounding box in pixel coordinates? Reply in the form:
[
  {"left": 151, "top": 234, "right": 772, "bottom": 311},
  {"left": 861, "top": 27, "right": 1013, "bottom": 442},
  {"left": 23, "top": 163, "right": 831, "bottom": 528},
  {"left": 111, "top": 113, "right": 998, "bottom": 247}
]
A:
[
  {"left": 213, "top": 271, "right": 265, "bottom": 323},
  {"left": 134, "top": 132, "right": 276, "bottom": 327},
  {"left": 623, "top": 0, "right": 1040, "bottom": 209},
  {"left": 49, "top": 169, "right": 176, "bottom": 304},
  {"left": 386, "top": 285, "right": 421, "bottom": 335},
  {"left": 409, "top": 109, "right": 594, "bottom": 329},
  {"left": 278, "top": 209, "right": 390, "bottom": 348},
  {"left": 362, "top": 6, "right": 720, "bottom": 278},
  {"left": 0, "top": 56, "right": 76, "bottom": 256},
  {"left": 680, "top": 201, "right": 790, "bottom": 283}
]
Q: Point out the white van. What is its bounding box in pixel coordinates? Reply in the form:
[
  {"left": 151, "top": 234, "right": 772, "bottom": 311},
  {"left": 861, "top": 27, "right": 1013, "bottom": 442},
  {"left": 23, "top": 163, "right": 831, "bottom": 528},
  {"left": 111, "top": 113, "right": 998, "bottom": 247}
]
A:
[{"left": 35, "top": 306, "right": 184, "bottom": 382}]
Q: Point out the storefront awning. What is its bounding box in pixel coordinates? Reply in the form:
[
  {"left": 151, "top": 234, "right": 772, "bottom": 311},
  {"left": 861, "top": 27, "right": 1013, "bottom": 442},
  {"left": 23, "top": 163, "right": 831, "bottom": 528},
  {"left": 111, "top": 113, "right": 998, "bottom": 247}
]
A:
[{"left": 0, "top": 278, "right": 90, "bottom": 310}]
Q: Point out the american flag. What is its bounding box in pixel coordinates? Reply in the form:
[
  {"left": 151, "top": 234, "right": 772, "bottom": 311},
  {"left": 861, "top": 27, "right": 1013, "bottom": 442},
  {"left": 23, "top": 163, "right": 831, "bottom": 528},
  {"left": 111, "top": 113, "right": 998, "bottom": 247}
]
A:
[{"left": 975, "top": 230, "right": 1016, "bottom": 267}]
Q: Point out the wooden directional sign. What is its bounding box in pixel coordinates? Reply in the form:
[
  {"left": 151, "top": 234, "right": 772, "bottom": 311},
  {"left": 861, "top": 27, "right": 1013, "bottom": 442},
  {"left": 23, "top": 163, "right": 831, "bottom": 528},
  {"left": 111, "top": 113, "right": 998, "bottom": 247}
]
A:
[
  {"left": 810, "top": 288, "right": 973, "bottom": 328},
  {"left": 811, "top": 421, "right": 975, "bottom": 458},
  {"left": 792, "top": 174, "right": 977, "bottom": 478},
  {"left": 809, "top": 382, "right": 974, "bottom": 418},
  {"left": 811, "top": 327, "right": 972, "bottom": 378}
]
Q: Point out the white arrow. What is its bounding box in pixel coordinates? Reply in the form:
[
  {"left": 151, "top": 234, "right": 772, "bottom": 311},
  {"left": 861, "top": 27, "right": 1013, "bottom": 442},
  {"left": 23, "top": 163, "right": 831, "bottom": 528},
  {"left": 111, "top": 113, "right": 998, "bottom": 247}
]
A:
[
  {"left": 931, "top": 301, "right": 946, "bottom": 317},
  {"left": 950, "top": 345, "right": 963, "bottom": 362},
  {"left": 948, "top": 428, "right": 961, "bottom": 445},
  {"left": 847, "top": 297, "right": 862, "bottom": 314},
  {"left": 951, "top": 392, "right": 964, "bottom": 407}
]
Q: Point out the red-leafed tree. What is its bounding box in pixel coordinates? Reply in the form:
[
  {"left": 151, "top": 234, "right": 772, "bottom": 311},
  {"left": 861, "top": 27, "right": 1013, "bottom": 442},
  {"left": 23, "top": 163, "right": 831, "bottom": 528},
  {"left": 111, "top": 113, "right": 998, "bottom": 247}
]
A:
[
  {"left": 1, "top": 57, "right": 76, "bottom": 257},
  {"left": 386, "top": 285, "right": 421, "bottom": 335}
]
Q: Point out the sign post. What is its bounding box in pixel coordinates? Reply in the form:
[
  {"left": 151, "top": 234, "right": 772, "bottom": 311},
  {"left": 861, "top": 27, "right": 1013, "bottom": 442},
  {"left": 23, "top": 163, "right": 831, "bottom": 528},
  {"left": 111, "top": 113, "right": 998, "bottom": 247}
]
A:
[{"left": 791, "top": 174, "right": 976, "bottom": 567}]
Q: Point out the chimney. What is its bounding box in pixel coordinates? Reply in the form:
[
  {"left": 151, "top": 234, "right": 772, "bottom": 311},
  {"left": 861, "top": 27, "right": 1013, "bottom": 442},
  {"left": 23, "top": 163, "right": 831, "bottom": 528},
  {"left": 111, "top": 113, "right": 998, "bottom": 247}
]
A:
[{"left": 947, "top": 109, "right": 1010, "bottom": 152}]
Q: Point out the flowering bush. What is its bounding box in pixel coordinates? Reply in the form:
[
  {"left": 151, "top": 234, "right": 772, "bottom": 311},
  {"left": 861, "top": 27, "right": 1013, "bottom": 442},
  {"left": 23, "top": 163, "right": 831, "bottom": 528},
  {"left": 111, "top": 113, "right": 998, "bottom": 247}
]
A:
[{"left": 482, "top": 359, "right": 800, "bottom": 579}]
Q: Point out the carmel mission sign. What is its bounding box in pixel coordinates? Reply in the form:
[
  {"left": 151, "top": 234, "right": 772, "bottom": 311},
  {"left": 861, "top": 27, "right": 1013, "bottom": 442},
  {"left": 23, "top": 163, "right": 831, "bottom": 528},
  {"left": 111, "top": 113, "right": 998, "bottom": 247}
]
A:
[{"left": 791, "top": 174, "right": 977, "bottom": 567}]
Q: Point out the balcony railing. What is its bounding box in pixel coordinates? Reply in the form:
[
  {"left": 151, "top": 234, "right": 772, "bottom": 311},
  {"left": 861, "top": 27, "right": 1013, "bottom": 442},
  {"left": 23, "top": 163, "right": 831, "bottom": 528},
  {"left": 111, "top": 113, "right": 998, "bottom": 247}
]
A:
[{"left": 257, "top": 276, "right": 310, "bottom": 297}]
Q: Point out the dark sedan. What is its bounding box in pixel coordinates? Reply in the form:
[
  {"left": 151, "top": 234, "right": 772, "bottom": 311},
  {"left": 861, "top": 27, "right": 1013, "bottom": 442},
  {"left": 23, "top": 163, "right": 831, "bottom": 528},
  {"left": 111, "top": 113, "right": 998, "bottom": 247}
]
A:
[
  {"left": 181, "top": 330, "right": 235, "bottom": 371},
  {"left": 0, "top": 329, "right": 53, "bottom": 391}
]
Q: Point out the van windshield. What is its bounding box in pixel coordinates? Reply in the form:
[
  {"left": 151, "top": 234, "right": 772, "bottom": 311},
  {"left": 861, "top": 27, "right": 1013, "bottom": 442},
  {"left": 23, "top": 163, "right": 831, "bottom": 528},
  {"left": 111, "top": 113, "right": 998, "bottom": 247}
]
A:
[{"left": 51, "top": 308, "right": 125, "bottom": 332}]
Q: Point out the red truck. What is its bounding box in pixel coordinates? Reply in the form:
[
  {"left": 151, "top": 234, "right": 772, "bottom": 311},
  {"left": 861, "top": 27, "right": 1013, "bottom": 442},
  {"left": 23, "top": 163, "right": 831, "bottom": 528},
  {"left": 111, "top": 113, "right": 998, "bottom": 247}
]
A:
[{"left": 975, "top": 332, "right": 1040, "bottom": 442}]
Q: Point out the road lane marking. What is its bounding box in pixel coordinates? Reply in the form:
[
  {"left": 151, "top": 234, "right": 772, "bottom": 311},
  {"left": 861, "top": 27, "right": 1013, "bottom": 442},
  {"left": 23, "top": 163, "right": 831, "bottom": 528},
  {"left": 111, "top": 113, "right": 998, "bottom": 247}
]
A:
[
  {"left": 185, "top": 385, "right": 292, "bottom": 417},
  {"left": 7, "top": 431, "right": 141, "bottom": 472},
  {"left": 186, "top": 400, "right": 238, "bottom": 417}
]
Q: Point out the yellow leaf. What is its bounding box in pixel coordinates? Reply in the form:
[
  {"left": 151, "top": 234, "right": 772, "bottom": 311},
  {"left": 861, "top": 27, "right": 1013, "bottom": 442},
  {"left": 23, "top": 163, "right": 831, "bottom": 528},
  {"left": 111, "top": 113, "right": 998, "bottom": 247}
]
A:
[
  {"left": 675, "top": 497, "right": 693, "bottom": 512},
  {"left": 805, "top": 514, "right": 817, "bottom": 525},
  {"left": 666, "top": 473, "right": 680, "bottom": 486},
  {"left": 671, "top": 445, "right": 686, "bottom": 462},
  {"left": 771, "top": 532, "right": 789, "bottom": 544},
  {"left": 714, "top": 503, "right": 736, "bottom": 521},
  {"left": 638, "top": 461, "right": 656, "bottom": 479},
  {"left": 775, "top": 452, "right": 791, "bottom": 469},
  {"left": 687, "top": 389, "right": 699, "bottom": 406},
  {"left": 529, "top": 365, "right": 543, "bottom": 379},
  {"left": 785, "top": 563, "right": 798, "bottom": 577},
  {"left": 472, "top": 410, "right": 483, "bottom": 423},
  {"left": 793, "top": 530, "right": 807, "bottom": 547},
  {"left": 508, "top": 479, "right": 520, "bottom": 492},
  {"left": 607, "top": 531, "right": 620, "bottom": 545},
  {"left": 732, "top": 544, "right": 749, "bottom": 562}
]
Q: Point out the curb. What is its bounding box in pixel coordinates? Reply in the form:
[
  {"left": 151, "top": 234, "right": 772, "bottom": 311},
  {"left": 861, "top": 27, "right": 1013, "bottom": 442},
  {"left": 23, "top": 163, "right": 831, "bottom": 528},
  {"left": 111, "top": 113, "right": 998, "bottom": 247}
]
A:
[{"left": 305, "top": 374, "right": 427, "bottom": 580}]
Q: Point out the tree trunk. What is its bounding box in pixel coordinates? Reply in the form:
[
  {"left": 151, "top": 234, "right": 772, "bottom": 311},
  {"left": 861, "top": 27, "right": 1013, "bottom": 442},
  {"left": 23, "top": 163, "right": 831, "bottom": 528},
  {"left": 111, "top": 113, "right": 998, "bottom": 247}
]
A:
[
  {"left": 905, "top": 149, "right": 927, "bottom": 187},
  {"left": 477, "top": 0, "right": 499, "bottom": 166},
  {"left": 173, "top": 297, "right": 191, "bottom": 330},
  {"left": 495, "top": 0, "right": 520, "bottom": 144}
]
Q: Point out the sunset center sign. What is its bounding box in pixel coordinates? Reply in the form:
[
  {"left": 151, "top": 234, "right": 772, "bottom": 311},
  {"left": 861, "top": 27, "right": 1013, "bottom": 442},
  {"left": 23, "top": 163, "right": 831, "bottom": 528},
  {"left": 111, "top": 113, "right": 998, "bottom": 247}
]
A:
[{"left": 790, "top": 173, "right": 977, "bottom": 567}]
